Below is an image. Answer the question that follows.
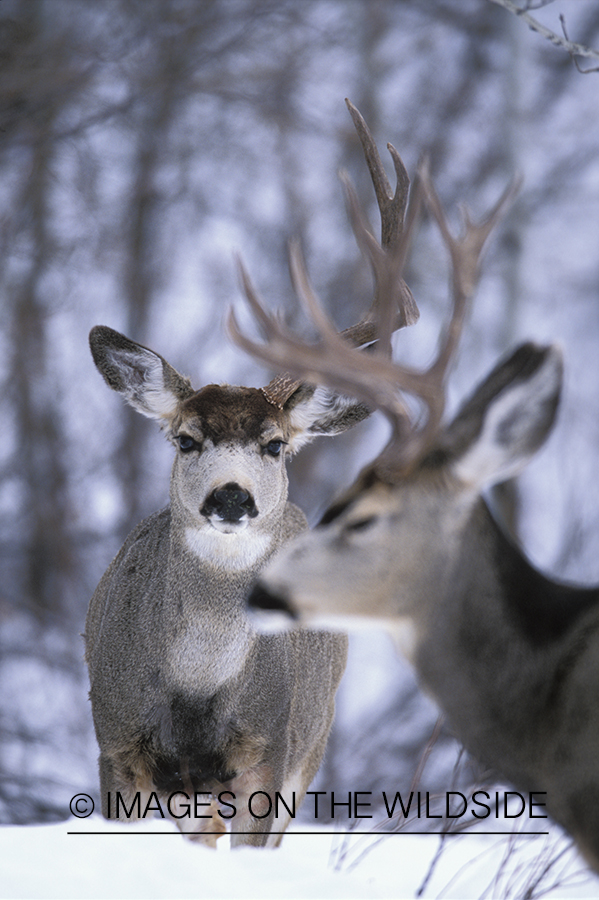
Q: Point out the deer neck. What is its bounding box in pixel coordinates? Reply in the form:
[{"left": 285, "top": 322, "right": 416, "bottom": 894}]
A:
[
  {"left": 159, "top": 525, "right": 253, "bottom": 693},
  {"left": 158, "top": 502, "right": 277, "bottom": 697},
  {"left": 416, "top": 499, "right": 599, "bottom": 779}
]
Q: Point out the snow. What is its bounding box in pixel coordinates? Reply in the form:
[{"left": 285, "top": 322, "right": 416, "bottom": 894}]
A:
[
  {"left": 1, "top": 817, "right": 598, "bottom": 900},
  {"left": 3, "top": 5, "right": 599, "bottom": 899}
]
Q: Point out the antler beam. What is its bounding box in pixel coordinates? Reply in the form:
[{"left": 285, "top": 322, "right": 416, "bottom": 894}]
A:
[{"left": 230, "top": 151, "right": 520, "bottom": 476}]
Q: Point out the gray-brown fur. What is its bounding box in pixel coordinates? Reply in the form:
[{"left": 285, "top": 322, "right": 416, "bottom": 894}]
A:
[
  {"left": 249, "top": 343, "right": 599, "bottom": 871},
  {"left": 85, "top": 325, "right": 357, "bottom": 848},
  {"left": 85, "top": 101, "right": 421, "bottom": 848}
]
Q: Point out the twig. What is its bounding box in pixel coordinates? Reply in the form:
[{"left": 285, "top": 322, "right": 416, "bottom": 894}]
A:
[
  {"left": 560, "top": 14, "right": 599, "bottom": 74},
  {"left": 488, "top": 0, "right": 599, "bottom": 71}
]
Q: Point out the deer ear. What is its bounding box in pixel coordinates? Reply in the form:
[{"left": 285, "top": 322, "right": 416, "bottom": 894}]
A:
[
  {"left": 443, "top": 343, "right": 562, "bottom": 489},
  {"left": 89, "top": 326, "right": 194, "bottom": 422},
  {"left": 284, "top": 384, "right": 370, "bottom": 452}
]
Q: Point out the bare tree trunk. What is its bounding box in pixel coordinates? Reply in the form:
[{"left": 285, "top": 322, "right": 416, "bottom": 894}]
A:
[
  {"left": 116, "top": 7, "right": 192, "bottom": 534},
  {"left": 6, "top": 2, "right": 73, "bottom": 618}
]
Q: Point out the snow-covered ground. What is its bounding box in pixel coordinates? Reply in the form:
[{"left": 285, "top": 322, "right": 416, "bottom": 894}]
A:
[{"left": 2, "top": 817, "right": 598, "bottom": 900}]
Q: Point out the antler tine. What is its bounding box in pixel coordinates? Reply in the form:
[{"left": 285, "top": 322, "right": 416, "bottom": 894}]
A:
[
  {"left": 287, "top": 239, "right": 341, "bottom": 344},
  {"left": 339, "top": 171, "right": 418, "bottom": 355},
  {"left": 230, "top": 102, "right": 421, "bottom": 409},
  {"left": 235, "top": 253, "right": 282, "bottom": 340},
  {"left": 403, "top": 165, "right": 522, "bottom": 454},
  {"left": 232, "top": 255, "right": 310, "bottom": 408},
  {"left": 345, "top": 99, "right": 409, "bottom": 252},
  {"left": 425, "top": 166, "right": 522, "bottom": 379},
  {"left": 343, "top": 99, "right": 420, "bottom": 352}
]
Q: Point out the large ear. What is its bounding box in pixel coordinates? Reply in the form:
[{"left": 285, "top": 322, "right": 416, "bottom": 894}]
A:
[
  {"left": 283, "top": 384, "right": 370, "bottom": 453},
  {"left": 89, "top": 325, "right": 194, "bottom": 422},
  {"left": 440, "top": 343, "right": 562, "bottom": 489}
]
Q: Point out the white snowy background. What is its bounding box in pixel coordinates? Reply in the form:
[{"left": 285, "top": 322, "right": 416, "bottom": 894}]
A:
[
  {"left": 3, "top": 818, "right": 599, "bottom": 900},
  {"left": 2, "top": 1, "right": 599, "bottom": 897}
]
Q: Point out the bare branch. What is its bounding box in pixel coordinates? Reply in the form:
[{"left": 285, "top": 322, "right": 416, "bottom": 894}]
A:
[
  {"left": 488, "top": 0, "right": 599, "bottom": 71},
  {"left": 560, "top": 14, "right": 599, "bottom": 74}
]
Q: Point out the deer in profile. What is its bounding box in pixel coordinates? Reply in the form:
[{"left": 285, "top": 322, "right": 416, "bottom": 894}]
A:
[
  {"left": 231, "top": 157, "right": 599, "bottom": 870},
  {"left": 84, "top": 102, "right": 419, "bottom": 847}
]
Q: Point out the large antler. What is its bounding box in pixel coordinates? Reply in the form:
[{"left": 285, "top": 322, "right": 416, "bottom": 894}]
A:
[
  {"left": 230, "top": 142, "right": 520, "bottom": 476},
  {"left": 234, "top": 99, "right": 419, "bottom": 409}
]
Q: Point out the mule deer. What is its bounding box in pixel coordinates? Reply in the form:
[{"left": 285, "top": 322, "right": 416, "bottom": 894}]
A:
[
  {"left": 84, "top": 102, "right": 419, "bottom": 847},
  {"left": 232, "top": 159, "right": 599, "bottom": 870}
]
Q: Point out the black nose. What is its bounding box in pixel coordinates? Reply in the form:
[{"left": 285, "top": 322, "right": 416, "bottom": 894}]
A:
[
  {"left": 201, "top": 483, "right": 258, "bottom": 522},
  {"left": 247, "top": 582, "right": 297, "bottom": 619}
]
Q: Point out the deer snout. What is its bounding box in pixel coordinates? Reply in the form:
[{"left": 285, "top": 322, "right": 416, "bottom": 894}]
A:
[{"left": 201, "top": 482, "right": 258, "bottom": 522}]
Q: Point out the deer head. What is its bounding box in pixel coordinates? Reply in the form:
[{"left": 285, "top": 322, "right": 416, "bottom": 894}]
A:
[{"left": 90, "top": 100, "right": 420, "bottom": 568}]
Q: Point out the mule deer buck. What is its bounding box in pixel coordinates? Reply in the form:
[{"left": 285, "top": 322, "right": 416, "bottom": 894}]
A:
[
  {"left": 231, "top": 155, "right": 599, "bottom": 870},
  {"left": 84, "top": 102, "right": 419, "bottom": 847}
]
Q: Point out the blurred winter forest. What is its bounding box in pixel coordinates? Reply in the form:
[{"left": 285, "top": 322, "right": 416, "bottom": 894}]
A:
[{"left": 1, "top": 0, "right": 599, "bottom": 829}]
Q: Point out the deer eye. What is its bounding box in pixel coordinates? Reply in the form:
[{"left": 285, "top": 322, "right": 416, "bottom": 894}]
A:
[
  {"left": 265, "top": 439, "right": 285, "bottom": 457},
  {"left": 177, "top": 435, "right": 200, "bottom": 453},
  {"left": 345, "top": 515, "right": 379, "bottom": 533}
]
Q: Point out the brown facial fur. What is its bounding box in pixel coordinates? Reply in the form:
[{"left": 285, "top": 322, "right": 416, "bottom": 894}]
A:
[{"left": 176, "top": 385, "right": 285, "bottom": 445}]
